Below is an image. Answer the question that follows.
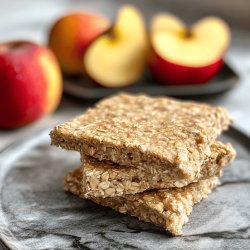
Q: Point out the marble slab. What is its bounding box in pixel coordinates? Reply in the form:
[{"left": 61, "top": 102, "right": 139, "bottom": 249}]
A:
[{"left": 0, "top": 127, "right": 249, "bottom": 249}]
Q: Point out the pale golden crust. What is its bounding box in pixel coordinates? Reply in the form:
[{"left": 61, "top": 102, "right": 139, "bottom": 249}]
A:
[
  {"left": 64, "top": 167, "right": 219, "bottom": 236},
  {"left": 81, "top": 141, "right": 235, "bottom": 198},
  {"left": 50, "top": 93, "right": 232, "bottom": 180}
]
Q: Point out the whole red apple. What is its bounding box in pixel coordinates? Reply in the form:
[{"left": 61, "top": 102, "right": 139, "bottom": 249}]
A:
[
  {"left": 0, "top": 41, "right": 62, "bottom": 129},
  {"left": 49, "top": 12, "right": 110, "bottom": 75}
]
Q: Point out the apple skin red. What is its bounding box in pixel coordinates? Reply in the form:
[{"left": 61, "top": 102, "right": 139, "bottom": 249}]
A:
[
  {"left": 0, "top": 41, "right": 62, "bottom": 129},
  {"left": 49, "top": 13, "right": 110, "bottom": 75},
  {"left": 149, "top": 49, "right": 224, "bottom": 85}
]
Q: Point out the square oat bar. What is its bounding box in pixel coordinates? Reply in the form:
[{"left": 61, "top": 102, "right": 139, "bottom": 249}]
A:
[
  {"left": 81, "top": 141, "right": 235, "bottom": 198},
  {"left": 50, "top": 93, "right": 232, "bottom": 180},
  {"left": 64, "top": 167, "right": 219, "bottom": 236}
]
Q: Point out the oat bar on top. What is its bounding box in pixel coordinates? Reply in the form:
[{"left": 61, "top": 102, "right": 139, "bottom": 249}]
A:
[{"left": 50, "top": 93, "right": 232, "bottom": 180}]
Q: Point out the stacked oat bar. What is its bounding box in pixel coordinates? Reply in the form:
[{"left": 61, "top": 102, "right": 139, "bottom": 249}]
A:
[{"left": 50, "top": 93, "right": 236, "bottom": 236}]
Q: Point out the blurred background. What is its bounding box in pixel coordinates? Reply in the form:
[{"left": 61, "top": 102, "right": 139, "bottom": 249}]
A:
[{"left": 0, "top": 0, "right": 250, "bottom": 150}]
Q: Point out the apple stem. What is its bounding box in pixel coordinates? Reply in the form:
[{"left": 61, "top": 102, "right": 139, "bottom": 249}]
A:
[
  {"left": 108, "top": 27, "right": 117, "bottom": 40},
  {"left": 185, "top": 29, "right": 193, "bottom": 38},
  {"left": 0, "top": 41, "right": 27, "bottom": 52}
]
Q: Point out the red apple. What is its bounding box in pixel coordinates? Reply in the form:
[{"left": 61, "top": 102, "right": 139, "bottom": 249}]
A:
[
  {"left": 149, "top": 14, "right": 230, "bottom": 85},
  {"left": 48, "top": 12, "right": 110, "bottom": 75},
  {"left": 0, "top": 41, "right": 62, "bottom": 129}
]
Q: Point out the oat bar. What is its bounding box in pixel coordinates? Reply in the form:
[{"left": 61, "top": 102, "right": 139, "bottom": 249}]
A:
[
  {"left": 81, "top": 141, "right": 234, "bottom": 198},
  {"left": 51, "top": 93, "right": 231, "bottom": 180},
  {"left": 65, "top": 167, "right": 219, "bottom": 236}
]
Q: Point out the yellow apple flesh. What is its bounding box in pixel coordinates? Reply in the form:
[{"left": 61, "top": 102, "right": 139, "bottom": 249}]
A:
[{"left": 84, "top": 5, "right": 149, "bottom": 87}]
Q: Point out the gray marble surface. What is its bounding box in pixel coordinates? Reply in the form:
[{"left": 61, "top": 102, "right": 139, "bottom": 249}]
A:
[{"left": 0, "top": 128, "right": 250, "bottom": 250}]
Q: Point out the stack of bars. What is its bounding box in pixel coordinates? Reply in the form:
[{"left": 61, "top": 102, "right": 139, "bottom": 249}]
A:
[{"left": 50, "top": 93, "right": 236, "bottom": 236}]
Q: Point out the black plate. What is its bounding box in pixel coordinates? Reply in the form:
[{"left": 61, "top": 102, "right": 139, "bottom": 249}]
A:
[
  {"left": 0, "top": 126, "right": 249, "bottom": 249},
  {"left": 63, "top": 63, "right": 239, "bottom": 99}
]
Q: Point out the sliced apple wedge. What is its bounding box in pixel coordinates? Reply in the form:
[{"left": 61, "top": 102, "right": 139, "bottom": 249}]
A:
[
  {"left": 149, "top": 14, "right": 230, "bottom": 85},
  {"left": 84, "top": 5, "right": 149, "bottom": 87}
]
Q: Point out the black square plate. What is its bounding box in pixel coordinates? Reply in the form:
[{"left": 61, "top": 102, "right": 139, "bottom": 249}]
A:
[{"left": 63, "top": 62, "right": 239, "bottom": 99}]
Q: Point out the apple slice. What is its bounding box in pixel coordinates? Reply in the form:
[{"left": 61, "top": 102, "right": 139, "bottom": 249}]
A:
[
  {"left": 83, "top": 5, "right": 149, "bottom": 87},
  {"left": 149, "top": 14, "right": 230, "bottom": 85}
]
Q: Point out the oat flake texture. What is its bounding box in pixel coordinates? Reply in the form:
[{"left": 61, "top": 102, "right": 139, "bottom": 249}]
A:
[
  {"left": 64, "top": 167, "right": 219, "bottom": 236},
  {"left": 50, "top": 93, "right": 232, "bottom": 179},
  {"left": 80, "top": 140, "right": 235, "bottom": 198}
]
